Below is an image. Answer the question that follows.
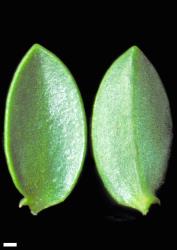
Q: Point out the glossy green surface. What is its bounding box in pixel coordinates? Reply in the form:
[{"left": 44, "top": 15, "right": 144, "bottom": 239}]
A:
[
  {"left": 4, "top": 44, "right": 87, "bottom": 215},
  {"left": 92, "top": 46, "right": 173, "bottom": 215}
]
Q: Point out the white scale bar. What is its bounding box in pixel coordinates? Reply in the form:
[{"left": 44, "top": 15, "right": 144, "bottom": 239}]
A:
[{"left": 3, "top": 243, "right": 17, "bottom": 247}]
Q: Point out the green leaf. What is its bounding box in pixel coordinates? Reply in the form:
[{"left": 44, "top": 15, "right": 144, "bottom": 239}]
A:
[
  {"left": 4, "top": 44, "right": 87, "bottom": 215},
  {"left": 91, "top": 46, "right": 173, "bottom": 215}
]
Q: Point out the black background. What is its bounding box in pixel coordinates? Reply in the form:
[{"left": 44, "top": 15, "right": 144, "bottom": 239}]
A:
[{"left": 0, "top": 4, "right": 176, "bottom": 248}]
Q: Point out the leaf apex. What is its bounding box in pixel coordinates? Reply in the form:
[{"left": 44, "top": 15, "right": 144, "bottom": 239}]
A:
[
  {"left": 129, "top": 45, "right": 142, "bottom": 55},
  {"left": 30, "top": 43, "right": 45, "bottom": 53}
]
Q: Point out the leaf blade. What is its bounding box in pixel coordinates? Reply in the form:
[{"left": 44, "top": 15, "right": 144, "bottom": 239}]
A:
[
  {"left": 4, "top": 44, "right": 87, "bottom": 214},
  {"left": 92, "top": 46, "right": 172, "bottom": 215}
]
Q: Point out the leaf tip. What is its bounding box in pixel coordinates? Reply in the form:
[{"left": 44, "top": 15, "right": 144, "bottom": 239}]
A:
[
  {"left": 129, "top": 45, "right": 142, "bottom": 55},
  {"left": 122, "top": 45, "right": 142, "bottom": 61},
  {"left": 30, "top": 43, "right": 45, "bottom": 53}
]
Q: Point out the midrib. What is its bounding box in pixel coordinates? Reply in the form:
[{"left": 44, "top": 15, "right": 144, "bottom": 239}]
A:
[{"left": 129, "top": 51, "right": 145, "bottom": 195}]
